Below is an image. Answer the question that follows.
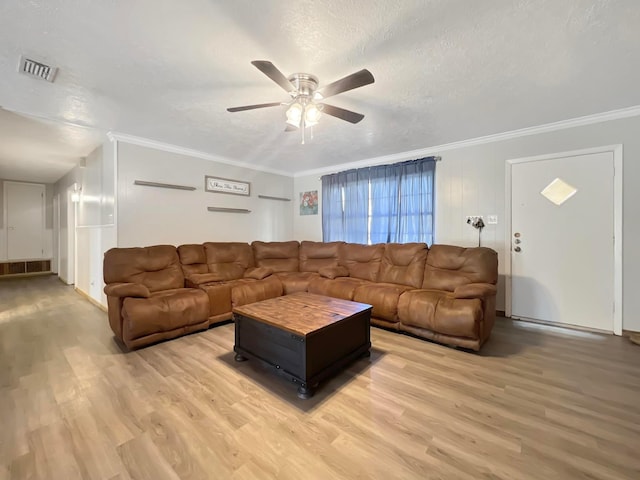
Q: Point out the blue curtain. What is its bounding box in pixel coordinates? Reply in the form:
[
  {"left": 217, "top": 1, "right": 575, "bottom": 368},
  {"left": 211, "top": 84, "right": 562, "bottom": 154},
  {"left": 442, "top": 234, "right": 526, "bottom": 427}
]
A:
[
  {"left": 322, "top": 169, "right": 369, "bottom": 243},
  {"left": 369, "top": 165, "right": 399, "bottom": 244},
  {"left": 342, "top": 169, "right": 369, "bottom": 243},
  {"left": 322, "top": 157, "right": 436, "bottom": 244},
  {"left": 321, "top": 173, "right": 344, "bottom": 242},
  {"left": 396, "top": 159, "right": 435, "bottom": 244}
]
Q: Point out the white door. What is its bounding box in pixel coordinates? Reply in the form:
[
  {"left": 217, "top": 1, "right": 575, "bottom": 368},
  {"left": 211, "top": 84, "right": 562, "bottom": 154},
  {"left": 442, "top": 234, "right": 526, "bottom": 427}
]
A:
[
  {"left": 511, "top": 151, "right": 614, "bottom": 331},
  {"left": 5, "top": 182, "right": 45, "bottom": 260}
]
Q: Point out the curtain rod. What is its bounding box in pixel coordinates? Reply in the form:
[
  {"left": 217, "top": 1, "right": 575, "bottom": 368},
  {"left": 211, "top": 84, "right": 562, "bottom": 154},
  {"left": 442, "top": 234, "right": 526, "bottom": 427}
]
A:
[{"left": 317, "top": 155, "right": 441, "bottom": 179}]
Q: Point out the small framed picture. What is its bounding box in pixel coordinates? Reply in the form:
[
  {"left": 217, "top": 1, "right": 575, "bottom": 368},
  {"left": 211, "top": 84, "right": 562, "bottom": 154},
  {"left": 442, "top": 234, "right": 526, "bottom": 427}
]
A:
[
  {"left": 300, "top": 190, "right": 318, "bottom": 215},
  {"left": 205, "top": 176, "right": 250, "bottom": 196}
]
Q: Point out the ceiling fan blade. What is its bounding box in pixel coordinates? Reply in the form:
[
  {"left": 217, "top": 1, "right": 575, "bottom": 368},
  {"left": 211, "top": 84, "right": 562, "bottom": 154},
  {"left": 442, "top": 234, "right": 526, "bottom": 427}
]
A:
[
  {"left": 227, "top": 102, "right": 281, "bottom": 112},
  {"left": 318, "top": 69, "right": 375, "bottom": 99},
  {"left": 322, "top": 104, "right": 365, "bottom": 124},
  {"left": 251, "top": 61, "right": 295, "bottom": 93}
]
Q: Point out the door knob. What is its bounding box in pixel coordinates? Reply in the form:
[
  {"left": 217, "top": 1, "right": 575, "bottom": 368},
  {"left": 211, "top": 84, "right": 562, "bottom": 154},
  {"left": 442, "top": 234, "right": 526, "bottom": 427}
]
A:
[{"left": 514, "top": 246, "right": 522, "bottom": 252}]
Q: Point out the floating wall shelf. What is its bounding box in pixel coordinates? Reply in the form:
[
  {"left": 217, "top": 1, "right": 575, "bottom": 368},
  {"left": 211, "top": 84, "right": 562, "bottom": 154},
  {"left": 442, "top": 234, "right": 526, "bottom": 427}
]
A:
[
  {"left": 134, "top": 180, "right": 196, "bottom": 191},
  {"left": 207, "top": 206, "right": 251, "bottom": 214},
  {"left": 258, "top": 195, "right": 291, "bottom": 202}
]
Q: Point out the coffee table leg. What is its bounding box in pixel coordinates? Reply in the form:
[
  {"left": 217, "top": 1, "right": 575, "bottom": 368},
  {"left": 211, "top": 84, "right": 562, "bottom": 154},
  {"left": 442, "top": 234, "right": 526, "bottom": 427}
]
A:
[
  {"left": 297, "top": 385, "right": 314, "bottom": 400},
  {"left": 234, "top": 353, "right": 247, "bottom": 362}
]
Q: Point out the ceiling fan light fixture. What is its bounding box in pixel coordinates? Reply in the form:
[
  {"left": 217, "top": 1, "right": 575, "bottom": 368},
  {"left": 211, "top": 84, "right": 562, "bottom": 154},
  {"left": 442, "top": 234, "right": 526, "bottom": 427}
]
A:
[
  {"left": 285, "top": 102, "right": 303, "bottom": 127},
  {"left": 227, "top": 61, "right": 375, "bottom": 142},
  {"left": 304, "top": 103, "right": 322, "bottom": 127}
]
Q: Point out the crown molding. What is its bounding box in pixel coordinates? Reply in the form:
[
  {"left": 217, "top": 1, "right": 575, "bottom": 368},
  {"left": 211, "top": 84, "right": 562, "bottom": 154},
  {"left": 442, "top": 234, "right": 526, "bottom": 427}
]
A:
[
  {"left": 294, "top": 104, "right": 640, "bottom": 178},
  {"left": 106, "top": 132, "right": 292, "bottom": 177}
]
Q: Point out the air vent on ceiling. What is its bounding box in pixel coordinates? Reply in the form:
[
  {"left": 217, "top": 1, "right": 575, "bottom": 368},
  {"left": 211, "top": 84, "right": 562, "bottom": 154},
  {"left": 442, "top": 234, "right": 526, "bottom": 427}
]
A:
[{"left": 18, "top": 56, "right": 57, "bottom": 82}]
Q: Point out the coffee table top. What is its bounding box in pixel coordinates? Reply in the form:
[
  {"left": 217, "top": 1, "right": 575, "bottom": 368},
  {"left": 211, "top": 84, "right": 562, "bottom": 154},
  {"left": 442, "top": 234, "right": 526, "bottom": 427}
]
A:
[{"left": 232, "top": 292, "right": 372, "bottom": 336}]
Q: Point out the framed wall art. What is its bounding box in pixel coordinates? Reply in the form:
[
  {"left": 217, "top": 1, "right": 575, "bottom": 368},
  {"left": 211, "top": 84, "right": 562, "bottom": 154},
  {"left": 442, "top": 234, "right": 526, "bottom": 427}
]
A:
[
  {"left": 205, "top": 176, "right": 250, "bottom": 196},
  {"left": 300, "top": 190, "right": 318, "bottom": 215}
]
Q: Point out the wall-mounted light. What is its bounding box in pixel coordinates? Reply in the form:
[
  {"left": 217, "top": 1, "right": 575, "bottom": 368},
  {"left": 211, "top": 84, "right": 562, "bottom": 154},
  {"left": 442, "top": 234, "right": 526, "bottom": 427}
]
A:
[{"left": 71, "top": 183, "right": 81, "bottom": 203}]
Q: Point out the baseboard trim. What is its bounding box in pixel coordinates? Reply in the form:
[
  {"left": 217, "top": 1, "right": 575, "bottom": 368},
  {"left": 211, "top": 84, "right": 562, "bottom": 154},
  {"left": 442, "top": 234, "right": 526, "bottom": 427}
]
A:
[
  {"left": 0, "top": 271, "right": 53, "bottom": 280},
  {"left": 623, "top": 330, "right": 640, "bottom": 346},
  {"left": 74, "top": 287, "right": 107, "bottom": 312},
  {"left": 510, "top": 316, "right": 613, "bottom": 335}
]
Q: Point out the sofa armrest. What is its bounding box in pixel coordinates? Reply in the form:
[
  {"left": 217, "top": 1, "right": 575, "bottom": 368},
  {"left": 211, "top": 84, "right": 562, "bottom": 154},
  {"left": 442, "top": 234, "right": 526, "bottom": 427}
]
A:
[
  {"left": 453, "top": 283, "right": 497, "bottom": 299},
  {"left": 185, "top": 272, "right": 226, "bottom": 287},
  {"left": 318, "top": 266, "right": 349, "bottom": 279},
  {"left": 243, "top": 267, "right": 273, "bottom": 280},
  {"left": 104, "top": 282, "right": 150, "bottom": 298}
]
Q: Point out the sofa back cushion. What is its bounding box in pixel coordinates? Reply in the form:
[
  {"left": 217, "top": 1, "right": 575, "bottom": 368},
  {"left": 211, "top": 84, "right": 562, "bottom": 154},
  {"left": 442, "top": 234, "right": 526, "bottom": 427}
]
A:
[
  {"left": 339, "top": 243, "right": 385, "bottom": 281},
  {"left": 103, "top": 245, "right": 184, "bottom": 292},
  {"left": 177, "top": 244, "right": 208, "bottom": 276},
  {"left": 422, "top": 245, "right": 498, "bottom": 291},
  {"left": 252, "top": 241, "right": 299, "bottom": 272},
  {"left": 378, "top": 243, "right": 428, "bottom": 288},
  {"left": 299, "top": 241, "right": 344, "bottom": 272},
  {"left": 203, "top": 242, "right": 254, "bottom": 280}
]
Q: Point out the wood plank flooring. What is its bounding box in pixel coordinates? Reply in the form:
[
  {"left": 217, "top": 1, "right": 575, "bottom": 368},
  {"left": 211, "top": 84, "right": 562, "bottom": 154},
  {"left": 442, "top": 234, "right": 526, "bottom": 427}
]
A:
[{"left": 1, "top": 275, "right": 639, "bottom": 479}]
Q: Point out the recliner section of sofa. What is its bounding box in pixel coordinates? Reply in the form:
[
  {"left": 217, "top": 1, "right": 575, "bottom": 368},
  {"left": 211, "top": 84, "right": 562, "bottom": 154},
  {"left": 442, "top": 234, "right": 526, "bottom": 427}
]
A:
[
  {"left": 104, "top": 240, "right": 498, "bottom": 351},
  {"left": 103, "top": 245, "right": 210, "bottom": 349},
  {"left": 397, "top": 245, "right": 498, "bottom": 351}
]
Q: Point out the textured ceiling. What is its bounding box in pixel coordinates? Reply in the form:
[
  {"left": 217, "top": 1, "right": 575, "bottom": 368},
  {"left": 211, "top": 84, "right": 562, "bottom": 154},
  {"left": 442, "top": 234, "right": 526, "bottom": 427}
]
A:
[
  {"left": 1, "top": 0, "right": 639, "bottom": 179},
  {"left": 0, "top": 109, "right": 104, "bottom": 183}
]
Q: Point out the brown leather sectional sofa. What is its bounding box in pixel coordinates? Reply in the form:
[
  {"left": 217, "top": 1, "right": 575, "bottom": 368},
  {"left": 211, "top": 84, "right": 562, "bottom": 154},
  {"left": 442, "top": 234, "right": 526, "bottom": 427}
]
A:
[{"left": 103, "top": 241, "right": 498, "bottom": 351}]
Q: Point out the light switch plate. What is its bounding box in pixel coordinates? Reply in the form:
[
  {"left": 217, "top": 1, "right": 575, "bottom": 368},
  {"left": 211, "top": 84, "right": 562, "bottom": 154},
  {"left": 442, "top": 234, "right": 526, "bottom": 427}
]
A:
[{"left": 487, "top": 215, "right": 498, "bottom": 224}]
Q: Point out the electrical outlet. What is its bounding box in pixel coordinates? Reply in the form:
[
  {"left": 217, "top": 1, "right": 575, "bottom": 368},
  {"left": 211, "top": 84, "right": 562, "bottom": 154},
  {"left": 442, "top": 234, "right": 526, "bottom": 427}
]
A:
[
  {"left": 487, "top": 215, "right": 498, "bottom": 225},
  {"left": 465, "top": 215, "right": 483, "bottom": 224}
]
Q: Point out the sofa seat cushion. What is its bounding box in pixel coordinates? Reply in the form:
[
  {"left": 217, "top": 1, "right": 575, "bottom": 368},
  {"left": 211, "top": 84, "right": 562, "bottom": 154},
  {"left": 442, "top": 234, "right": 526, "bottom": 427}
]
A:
[
  {"left": 122, "top": 289, "right": 209, "bottom": 340},
  {"left": 275, "top": 272, "right": 319, "bottom": 294},
  {"left": 307, "top": 276, "right": 371, "bottom": 301},
  {"left": 199, "top": 279, "right": 256, "bottom": 317},
  {"left": 397, "top": 289, "right": 483, "bottom": 339},
  {"left": 353, "top": 282, "right": 414, "bottom": 322},
  {"left": 231, "top": 276, "right": 284, "bottom": 307}
]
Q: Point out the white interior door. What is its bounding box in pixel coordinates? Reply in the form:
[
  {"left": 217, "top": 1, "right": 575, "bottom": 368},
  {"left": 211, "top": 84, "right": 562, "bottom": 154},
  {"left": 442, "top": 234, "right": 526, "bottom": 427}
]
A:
[
  {"left": 511, "top": 151, "right": 614, "bottom": 331},
  {"left": 5, "top": 182, "right": 45, "bottom": 260}
]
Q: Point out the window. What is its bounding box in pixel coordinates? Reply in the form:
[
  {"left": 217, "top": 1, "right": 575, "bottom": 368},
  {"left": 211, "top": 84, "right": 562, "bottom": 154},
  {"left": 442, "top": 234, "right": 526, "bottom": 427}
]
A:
[{"left": 322, "top": 157, "right": 436, "bottom": 244}]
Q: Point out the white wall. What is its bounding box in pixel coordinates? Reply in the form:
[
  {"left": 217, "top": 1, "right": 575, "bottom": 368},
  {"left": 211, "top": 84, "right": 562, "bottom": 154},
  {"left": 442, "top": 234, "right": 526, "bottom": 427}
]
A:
[
  {"left": 292, "top": 114, "right": 640, "bottom": 332},
  {"left": 117, "top": 142, "right": 293, "bottom": 247},
  {"left": 293, "top": 174, "right": 323, "bottom": 241},
  {"left": 54, "top": 140, "right": 117, "bottom": 307},
  {"left": 55, "top": 167, "right": 81, "bottom": 283}
]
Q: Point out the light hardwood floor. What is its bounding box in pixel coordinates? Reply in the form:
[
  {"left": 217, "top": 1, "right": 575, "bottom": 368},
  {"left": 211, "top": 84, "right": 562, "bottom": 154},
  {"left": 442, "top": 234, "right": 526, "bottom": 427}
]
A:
[{"left": 1, "top": 276, "right": 639, "bottom": 479}]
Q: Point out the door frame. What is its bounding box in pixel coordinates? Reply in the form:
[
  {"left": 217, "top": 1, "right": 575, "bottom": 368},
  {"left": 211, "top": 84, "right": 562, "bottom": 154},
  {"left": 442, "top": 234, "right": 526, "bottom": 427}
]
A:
[
  {"left": 504, "top": 145, "right": 623, "bottom": 335},
  {"left": 66, "top": 185, "right": 77, "bottom": 285},
  {"left": 53, "top": 193, "right": 60, "bottom": 274}
]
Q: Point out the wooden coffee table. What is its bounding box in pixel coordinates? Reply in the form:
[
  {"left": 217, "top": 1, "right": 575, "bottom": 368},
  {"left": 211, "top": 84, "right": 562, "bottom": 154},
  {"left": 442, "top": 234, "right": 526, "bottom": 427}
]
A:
[{"left": 232, "top": 292, "right": 372, "bottom": 399}]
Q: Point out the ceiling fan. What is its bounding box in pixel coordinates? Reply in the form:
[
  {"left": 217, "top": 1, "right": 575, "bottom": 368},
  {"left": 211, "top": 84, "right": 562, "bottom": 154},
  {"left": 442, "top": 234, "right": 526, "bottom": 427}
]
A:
[{"left": 227, "top": 61, "right": 375, "bottom": 143}]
